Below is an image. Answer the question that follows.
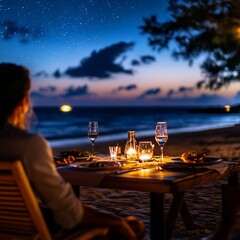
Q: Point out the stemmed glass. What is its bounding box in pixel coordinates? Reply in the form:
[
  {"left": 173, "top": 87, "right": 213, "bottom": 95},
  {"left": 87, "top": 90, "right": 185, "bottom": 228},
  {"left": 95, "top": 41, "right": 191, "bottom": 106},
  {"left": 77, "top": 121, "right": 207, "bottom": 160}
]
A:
[
  {"left": 155, "top": 122, "right": 168, "bottom": 169},
  {"left": 88, "top": 121, "right": 99, "bottom": 157}
]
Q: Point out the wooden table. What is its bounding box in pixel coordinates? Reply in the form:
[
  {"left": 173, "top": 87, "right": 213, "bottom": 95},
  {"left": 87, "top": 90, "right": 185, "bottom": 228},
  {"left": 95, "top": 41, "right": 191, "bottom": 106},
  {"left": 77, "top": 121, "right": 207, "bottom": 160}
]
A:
[{"left": 58, "top": 160, "right": 240, "bottom": 240}]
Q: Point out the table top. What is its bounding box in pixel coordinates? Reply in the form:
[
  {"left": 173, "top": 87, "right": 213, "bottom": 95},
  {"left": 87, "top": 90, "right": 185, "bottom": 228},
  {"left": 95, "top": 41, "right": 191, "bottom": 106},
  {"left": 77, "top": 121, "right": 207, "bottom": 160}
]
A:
[{"left": 58, "top": 158, "right": 240, "bottom": 194}]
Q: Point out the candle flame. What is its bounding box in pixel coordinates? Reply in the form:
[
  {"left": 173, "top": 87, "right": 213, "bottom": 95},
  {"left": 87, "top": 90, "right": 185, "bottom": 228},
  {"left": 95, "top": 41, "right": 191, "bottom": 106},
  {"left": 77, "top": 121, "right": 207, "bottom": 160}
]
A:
[{"left": 127, "top": 148, "right": 137, "bottom": 154}]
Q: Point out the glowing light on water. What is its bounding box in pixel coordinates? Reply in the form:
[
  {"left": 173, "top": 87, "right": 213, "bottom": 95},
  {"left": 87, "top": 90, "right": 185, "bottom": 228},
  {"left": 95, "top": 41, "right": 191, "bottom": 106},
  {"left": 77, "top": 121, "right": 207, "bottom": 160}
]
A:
[
  {"left": 224, "top": 105, "right": 231, "bottom": 112},
  {"left": 60, "top": 104, "right": 72, "bottom": 112},
  {"left": 236, "top": 27, "right": 240, "bottom": 39}
]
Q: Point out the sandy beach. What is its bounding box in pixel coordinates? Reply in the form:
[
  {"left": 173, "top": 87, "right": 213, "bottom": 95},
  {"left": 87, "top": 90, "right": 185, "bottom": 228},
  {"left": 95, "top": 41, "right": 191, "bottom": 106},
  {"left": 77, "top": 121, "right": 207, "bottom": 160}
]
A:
[
  {"left": 53, "top": 124, "right": 240, "bottom": 159},
  {"left": 53, "top": 124, "right": 240, "bottom": 240}
]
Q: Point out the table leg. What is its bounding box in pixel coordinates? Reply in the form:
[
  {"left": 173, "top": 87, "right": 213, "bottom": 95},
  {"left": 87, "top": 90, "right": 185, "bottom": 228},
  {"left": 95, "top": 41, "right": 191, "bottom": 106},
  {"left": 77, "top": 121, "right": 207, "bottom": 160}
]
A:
[
  {"left": 166, "top": 192, "right": 184, "bottom": 240},
  {"left": 214, "top": 184, "right": 240, "bottom": 240},
  {"left": 150, "top": 192, "right": 165, "bottom": 240},
  {"left": 228, "top": 173, "right": 239, "bottom": 186},
  {"left": 180, "top": 200, "right": 195, "bottom": 230}
]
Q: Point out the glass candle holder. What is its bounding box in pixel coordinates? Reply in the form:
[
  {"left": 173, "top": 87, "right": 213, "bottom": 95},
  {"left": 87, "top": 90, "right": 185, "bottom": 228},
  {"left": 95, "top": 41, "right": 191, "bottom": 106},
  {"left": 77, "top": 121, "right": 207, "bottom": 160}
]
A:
[
  {"left": 138, "top": 141, "right": 154, "bottom": 161},
  {"left": 109, "top": 146, "right": 118, "bottom": 161}
]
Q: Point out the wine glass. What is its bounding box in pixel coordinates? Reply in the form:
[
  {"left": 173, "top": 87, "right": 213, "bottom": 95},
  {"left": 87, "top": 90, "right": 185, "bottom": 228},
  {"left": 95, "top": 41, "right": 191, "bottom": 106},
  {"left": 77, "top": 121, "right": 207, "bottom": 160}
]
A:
[
  {"left": 155, "top": 122, "right": 168, "bottom": 169},
  {"left": 88, "top": 121, "right": 99, "bottom": 157}
]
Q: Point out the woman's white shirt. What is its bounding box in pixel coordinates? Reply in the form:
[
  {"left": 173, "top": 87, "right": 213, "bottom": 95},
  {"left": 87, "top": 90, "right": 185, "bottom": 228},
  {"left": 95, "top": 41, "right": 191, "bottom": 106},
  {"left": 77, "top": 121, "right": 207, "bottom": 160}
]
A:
[{"left": 0, "top": 124, "right": 84, "bottom": 229}]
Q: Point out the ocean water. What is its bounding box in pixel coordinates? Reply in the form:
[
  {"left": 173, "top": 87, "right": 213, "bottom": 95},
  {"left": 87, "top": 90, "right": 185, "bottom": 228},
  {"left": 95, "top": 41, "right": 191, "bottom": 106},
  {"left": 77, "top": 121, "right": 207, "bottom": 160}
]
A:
[{"left": 30, "top": 106, "right": 240, "bottom": 148}]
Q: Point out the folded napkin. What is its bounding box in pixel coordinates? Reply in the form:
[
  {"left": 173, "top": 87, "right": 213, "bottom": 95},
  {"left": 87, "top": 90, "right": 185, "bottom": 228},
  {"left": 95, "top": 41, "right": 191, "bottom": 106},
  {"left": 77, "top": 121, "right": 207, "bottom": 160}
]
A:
[
  {"left": 58, "top": 155, "right": 146, "bottom": 186},
  {"left": 202, "top": 162, "right": 228, "bottom": 175},
  {"left": 57, "top": 165, "right": 118, "bottom": 187},
  {"left": 92, "top": 155, "right": 111, "bottom": 162}
]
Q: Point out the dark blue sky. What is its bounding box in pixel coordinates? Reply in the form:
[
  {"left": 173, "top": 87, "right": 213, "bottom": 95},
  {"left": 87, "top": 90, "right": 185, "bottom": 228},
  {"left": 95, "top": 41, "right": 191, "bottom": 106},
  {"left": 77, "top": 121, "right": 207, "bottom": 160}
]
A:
[{"left": 0, "top": 0, "right": 238, "bottom": 106}]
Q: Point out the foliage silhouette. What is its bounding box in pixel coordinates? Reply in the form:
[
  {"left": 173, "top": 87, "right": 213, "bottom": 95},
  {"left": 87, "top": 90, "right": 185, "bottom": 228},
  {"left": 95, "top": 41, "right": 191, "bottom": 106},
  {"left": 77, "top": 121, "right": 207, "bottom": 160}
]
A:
[{"left": 140, "top": 0, "right": 240, "bottom": 90}]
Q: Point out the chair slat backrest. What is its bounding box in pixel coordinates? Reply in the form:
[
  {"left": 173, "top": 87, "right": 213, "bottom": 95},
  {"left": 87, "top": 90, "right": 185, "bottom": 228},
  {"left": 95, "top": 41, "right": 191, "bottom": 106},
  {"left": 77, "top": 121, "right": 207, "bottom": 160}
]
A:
[{"left": 0, "top": 160, "right": 51, "bottom": 240}]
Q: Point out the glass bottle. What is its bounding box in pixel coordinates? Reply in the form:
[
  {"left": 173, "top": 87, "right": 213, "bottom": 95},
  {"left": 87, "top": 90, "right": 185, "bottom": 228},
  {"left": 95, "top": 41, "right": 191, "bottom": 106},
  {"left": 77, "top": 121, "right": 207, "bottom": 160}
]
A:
[{"left": 124, "top": 131, "right": 138, "bottom": 160}]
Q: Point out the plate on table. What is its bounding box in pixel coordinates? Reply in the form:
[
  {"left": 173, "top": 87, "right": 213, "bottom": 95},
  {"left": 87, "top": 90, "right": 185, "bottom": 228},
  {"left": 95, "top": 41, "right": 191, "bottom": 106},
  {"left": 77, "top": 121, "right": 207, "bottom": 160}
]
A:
[
  {"left": 75, "top": 156, "right": 93, "bottom": 161},
  {"left": 69, "top": 161, "right": 121, "bottom": 171},
  {"left": 54, "top": 150, "right": 93, "bottom": 166},
  {"left": 54, "top": 156, "right": 76, "bottom": 166},
  {"left": 162, "top": 157, "right": 222, "bottom": 170},
  {"left": 59, "top": 150, "right": 91, "bottom": 159}
]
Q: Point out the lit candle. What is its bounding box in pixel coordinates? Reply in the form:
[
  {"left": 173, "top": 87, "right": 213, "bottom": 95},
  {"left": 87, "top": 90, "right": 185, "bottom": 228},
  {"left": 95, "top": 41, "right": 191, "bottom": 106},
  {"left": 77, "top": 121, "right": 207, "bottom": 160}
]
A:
[
  {"left": 126, "top": 148, "right": 137, "bottom": 159},
  {"left": 127, "top": 148, "right": 136, "bottom": 154},
  {"left": 139, "top": 153, "right": 151, "bottom": 161}
]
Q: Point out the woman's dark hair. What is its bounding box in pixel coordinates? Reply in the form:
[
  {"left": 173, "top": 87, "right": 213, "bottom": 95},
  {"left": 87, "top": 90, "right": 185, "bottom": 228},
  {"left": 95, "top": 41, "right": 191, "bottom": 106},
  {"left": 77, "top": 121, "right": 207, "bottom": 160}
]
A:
[{"left": 0, "top": 63, "right": 31, "bottom": 126}]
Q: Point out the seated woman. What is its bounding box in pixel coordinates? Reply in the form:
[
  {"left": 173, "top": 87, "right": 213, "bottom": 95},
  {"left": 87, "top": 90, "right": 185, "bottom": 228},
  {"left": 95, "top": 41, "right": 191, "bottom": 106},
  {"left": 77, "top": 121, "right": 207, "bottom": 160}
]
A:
[{"left": 0, "top": 63, "right": 144, "bottom": 240}]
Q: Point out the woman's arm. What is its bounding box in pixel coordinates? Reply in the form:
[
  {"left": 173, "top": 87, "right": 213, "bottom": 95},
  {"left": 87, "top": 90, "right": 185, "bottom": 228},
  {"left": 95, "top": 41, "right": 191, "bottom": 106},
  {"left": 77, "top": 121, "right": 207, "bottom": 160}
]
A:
[
  {"left": 81, "top": 205, "right": 138, "bottom": 240},
  {"left": 24, "top": 134, "right": 84, "bottom": 229}
]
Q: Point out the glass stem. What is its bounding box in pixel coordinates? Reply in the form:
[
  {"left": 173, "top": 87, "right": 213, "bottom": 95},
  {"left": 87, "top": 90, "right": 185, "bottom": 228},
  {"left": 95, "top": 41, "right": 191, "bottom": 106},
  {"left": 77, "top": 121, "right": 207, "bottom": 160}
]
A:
[
  {"left": 160, "top": 146, "right": 164, "bottom": 165},
  {"left": 91, "top": 144, "right": 94, "bottom": 156}
]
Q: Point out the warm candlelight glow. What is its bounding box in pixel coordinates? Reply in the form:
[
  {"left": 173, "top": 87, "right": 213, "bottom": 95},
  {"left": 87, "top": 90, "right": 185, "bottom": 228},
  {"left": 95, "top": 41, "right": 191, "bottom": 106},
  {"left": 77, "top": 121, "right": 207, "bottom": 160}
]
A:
[
  {"left": 138, "top": 141, "right": 154, "bottom": 161},
  {"left": 126, "top": 147, "right": 137, "bottom": 159},
  {"left": 127, "top": 148, "right": 137, "bottom": 155},
  {"left": 60, "top": 104, "right": 72, "bottom": 112},
  {"left": 139, "top": 153, "right": 152, "bottom": 161}
]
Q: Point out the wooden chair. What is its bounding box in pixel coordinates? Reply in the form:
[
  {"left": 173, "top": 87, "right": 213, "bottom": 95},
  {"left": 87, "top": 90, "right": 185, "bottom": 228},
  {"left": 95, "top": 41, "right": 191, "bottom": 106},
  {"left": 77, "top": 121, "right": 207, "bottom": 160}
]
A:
[{"left": 0, "top": 160, "right": 108, "bottom": 240}]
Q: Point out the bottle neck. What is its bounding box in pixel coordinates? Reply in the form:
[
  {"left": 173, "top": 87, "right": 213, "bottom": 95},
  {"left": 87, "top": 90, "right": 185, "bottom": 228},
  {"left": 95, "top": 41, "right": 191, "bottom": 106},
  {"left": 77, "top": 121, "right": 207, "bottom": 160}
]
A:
[{"left": 128, "top": 131, "right": 135, "bottom": 140}]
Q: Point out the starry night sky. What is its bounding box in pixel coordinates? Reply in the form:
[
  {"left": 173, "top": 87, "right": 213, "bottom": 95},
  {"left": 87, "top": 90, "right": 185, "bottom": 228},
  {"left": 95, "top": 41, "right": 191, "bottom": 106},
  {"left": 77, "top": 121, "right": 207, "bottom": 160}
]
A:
[{"left": 0, "top": 0, "right": 239, "bottom": 106}]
